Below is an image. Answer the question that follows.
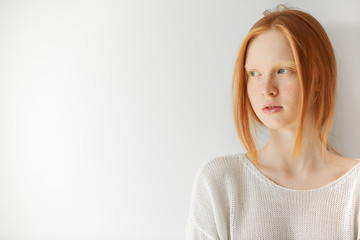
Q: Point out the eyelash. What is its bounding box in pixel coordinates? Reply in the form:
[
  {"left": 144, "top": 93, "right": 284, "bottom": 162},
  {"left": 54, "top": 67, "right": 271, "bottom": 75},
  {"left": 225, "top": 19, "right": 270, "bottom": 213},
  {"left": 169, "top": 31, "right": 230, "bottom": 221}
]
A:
[
  {"left": 278, "top": 68, "right": 290, "bottom": 74},
  {"left": 249, "top": 71, "right": 259, "bottom": 77},
  {"left": 248, "top": 68, "right": 291, "bottom": 77}
]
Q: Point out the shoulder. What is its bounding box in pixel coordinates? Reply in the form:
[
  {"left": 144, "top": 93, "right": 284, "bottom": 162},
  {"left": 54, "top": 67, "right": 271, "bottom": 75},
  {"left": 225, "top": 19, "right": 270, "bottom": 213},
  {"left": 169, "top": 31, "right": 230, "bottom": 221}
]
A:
[
  {"left": 330, "top": 154, "right": 360, "bottom": 179},
  {"left": 191, "top": 153, "right": 248, "bottom": 189},
  {"left": 187, "top": 154, "right": 246, "bottom": 239},
  {"left": 333, "top": 155, "right": 360, "bottom": 193},
  {"left": 196, "top": 153, "right": 244, "bottom": 175}
]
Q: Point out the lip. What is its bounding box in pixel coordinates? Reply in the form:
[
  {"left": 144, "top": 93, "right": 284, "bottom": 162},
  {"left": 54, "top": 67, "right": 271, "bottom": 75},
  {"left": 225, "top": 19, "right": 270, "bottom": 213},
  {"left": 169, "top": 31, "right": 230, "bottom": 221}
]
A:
[
  {"left": 263, "top": 107, "right": 283, "bottom": 114},
  {"left": 262, "top": 102, "right": 283, "bottom": 110},
  {"left": 262, "top": 103, "right": 283, "bottom": 114}
]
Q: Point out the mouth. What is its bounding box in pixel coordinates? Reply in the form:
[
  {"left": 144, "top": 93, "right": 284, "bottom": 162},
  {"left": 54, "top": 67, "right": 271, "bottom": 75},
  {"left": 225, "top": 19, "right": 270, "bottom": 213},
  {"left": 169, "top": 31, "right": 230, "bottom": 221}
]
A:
[
  {"left": 262, "top": 106, "right": 283, "bottom": 110},
  {"left": 262, "top": 106, "right": 283, "bottom": 114}
]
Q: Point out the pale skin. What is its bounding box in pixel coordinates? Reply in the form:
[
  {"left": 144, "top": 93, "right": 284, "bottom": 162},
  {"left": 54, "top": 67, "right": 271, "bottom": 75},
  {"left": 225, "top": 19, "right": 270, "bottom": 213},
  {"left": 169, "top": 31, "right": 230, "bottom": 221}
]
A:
[{"left": 244, "top": 29, "right": 358, "bottom": 190}]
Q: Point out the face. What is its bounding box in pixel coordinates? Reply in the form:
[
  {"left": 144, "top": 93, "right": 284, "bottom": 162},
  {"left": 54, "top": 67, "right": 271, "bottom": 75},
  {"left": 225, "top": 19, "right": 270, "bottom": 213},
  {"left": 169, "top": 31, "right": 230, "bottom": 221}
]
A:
[{"left": 245, "top": 29, "right": 300, "bottom": 131}]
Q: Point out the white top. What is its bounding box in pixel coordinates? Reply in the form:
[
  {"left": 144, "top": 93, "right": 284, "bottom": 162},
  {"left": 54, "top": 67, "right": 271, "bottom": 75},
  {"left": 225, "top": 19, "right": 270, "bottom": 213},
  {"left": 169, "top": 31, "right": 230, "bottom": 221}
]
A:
[{"left": 186, "top": 153, "right": 360, "bottom": 240}]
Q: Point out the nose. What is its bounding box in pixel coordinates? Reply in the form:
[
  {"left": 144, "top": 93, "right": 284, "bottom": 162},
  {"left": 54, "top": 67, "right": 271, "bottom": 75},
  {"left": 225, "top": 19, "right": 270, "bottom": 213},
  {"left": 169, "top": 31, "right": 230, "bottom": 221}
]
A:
[{"left": 261, "top": 75, "right": 278, "bottom": 96}]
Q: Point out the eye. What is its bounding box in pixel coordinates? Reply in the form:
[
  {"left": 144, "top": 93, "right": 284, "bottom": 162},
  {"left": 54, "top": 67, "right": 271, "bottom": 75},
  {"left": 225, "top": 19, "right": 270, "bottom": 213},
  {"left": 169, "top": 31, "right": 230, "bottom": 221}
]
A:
[
  {"left": 249, "top": 71, "right": 260, "bottom": 77},
  {"left": 278, "top": 68, "right": 289, "bottom": 74}
]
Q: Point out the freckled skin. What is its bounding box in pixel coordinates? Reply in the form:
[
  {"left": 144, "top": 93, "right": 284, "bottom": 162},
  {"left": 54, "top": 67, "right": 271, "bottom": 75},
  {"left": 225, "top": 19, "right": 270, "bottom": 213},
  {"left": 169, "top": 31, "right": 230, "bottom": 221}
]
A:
[
  {"left": 245, "top": 30, "right": 300, "bottom": 131},
  {"left": 243, "top": 30, "right": 359, "bottom": 191}
]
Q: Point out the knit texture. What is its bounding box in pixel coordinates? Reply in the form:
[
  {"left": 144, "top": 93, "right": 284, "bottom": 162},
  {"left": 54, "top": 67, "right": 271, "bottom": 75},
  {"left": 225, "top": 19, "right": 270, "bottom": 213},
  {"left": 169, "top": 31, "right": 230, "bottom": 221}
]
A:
[{"left": 186, "top": 153, "right": 360, "bottom": 240}]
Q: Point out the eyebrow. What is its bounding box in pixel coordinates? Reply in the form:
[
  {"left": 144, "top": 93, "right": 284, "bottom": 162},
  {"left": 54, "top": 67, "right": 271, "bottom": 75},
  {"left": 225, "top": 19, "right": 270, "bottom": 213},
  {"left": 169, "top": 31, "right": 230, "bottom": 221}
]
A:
[{"left": 244, "top": 61, "right": 296, "bottom": 70}]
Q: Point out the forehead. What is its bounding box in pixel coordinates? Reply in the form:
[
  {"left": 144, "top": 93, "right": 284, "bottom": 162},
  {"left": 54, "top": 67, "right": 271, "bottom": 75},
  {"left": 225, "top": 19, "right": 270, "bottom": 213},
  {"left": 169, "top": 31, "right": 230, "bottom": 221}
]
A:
[{"left": 245, "top": 30, "right": 295, "bottom": 67}]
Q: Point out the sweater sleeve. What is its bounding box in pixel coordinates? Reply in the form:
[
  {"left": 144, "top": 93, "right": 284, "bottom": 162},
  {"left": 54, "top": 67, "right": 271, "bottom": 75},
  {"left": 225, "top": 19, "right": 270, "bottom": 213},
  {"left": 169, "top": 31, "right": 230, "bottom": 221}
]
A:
[
  {"left": 185, "top": 160, "right": 227, "bottom": 240},
  {"left": 185, "top": 217, "right": 215, "bottom": 240}
]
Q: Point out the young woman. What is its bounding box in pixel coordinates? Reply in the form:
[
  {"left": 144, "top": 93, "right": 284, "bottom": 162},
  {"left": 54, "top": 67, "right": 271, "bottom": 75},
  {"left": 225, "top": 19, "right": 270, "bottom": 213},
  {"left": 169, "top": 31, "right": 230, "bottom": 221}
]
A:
[{"left": 186, "top": 6, "right": 360, "bottom": 240}]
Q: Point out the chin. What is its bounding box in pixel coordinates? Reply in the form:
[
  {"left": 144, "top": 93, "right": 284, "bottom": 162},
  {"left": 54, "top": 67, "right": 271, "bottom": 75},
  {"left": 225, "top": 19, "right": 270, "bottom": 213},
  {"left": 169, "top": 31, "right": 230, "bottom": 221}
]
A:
[{"left": 262, "top": 121, "right": 297, "bottom": 131}]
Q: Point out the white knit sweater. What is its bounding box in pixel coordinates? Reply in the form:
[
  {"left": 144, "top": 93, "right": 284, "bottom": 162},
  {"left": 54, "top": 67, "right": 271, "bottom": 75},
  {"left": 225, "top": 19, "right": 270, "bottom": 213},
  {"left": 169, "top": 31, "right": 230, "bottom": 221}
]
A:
[{"left": 186, "top": 153, "right": 360, "bottom": 240}]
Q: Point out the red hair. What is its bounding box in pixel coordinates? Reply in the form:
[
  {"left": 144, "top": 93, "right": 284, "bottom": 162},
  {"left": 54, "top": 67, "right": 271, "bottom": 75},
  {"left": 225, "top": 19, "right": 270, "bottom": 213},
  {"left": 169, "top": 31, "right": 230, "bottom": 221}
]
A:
[{"left": 232, "top": 5, "right": 341, "bottom": 166}]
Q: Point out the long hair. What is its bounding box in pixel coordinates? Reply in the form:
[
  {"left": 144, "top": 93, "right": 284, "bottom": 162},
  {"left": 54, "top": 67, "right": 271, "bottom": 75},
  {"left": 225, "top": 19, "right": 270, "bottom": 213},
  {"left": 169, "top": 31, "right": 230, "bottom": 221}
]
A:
[{"left": 232, "top": 5, "right": 340, "bottom": 166}]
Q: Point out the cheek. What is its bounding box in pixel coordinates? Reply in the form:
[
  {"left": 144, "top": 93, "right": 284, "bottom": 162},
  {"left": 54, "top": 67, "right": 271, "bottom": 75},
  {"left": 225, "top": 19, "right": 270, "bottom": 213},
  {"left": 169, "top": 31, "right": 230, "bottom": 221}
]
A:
[
  {"left": 246, "top": 83, "right": 261, "bottom": 105},
  {"left": 281, "top": 83, "right": 300, "bottom": 105}
]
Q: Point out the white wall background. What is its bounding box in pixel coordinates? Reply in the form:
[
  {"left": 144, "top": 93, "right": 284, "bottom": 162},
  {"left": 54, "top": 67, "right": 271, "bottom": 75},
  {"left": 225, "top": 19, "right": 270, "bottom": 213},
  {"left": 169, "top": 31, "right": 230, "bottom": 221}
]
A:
[{"left": 0, "top": 0, "right": 359, "bottom": 239}]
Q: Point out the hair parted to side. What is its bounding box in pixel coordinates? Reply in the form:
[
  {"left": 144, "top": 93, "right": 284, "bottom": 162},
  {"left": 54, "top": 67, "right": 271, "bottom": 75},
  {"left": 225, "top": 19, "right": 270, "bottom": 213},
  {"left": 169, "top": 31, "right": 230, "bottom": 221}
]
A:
[{"left": 232, "top": 4, "right": 341, "bottom": 166}]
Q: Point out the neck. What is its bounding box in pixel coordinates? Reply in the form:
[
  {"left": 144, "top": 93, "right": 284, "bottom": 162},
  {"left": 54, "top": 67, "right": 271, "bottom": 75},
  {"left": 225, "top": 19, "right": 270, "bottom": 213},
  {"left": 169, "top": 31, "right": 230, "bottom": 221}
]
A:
[{"left": 258, "top": 116, "right": 331, "bottom": 174}]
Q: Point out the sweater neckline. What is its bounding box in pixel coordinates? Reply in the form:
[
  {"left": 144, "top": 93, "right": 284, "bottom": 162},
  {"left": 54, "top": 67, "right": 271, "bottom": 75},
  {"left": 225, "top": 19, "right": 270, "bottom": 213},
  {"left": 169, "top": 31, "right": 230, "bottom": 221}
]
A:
[{"left": 240, "top": 153, "right": 360, "bottom": 192}]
